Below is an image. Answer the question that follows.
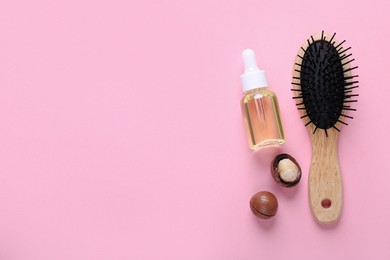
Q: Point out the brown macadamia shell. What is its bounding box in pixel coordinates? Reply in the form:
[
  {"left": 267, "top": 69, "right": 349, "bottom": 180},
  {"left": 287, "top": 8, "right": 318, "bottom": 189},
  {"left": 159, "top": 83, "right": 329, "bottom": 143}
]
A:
[
  {"left": 250, "top": 191, "right": 278, "bottom": 219},
  {"left": 271, "top": 153, "right": 302, "bottom": 187}
]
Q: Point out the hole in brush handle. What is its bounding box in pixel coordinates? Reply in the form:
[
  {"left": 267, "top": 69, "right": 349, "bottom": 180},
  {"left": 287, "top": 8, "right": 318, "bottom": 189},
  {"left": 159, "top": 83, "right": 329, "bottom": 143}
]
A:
[{"left": 321, "top": 198, "right": 332, "bottom": 209}]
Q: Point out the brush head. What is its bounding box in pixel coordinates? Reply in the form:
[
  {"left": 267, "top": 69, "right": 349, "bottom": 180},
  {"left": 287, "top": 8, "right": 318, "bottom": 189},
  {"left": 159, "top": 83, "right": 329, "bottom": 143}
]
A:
[{"left": 292, "top": 32, "right": 358, "bottom": 135}]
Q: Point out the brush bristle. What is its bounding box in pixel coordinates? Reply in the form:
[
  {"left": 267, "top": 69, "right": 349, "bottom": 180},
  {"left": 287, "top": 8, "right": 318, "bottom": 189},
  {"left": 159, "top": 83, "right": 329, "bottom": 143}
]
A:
[{"left": 292, "top": 31, "right": 358, "bottom": 134}]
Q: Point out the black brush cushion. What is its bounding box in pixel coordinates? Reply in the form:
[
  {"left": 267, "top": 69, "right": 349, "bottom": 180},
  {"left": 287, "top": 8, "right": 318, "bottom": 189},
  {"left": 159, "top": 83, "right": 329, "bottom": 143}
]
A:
[{"left": 300, "top": 40, "right": 345, "bottom": 129}]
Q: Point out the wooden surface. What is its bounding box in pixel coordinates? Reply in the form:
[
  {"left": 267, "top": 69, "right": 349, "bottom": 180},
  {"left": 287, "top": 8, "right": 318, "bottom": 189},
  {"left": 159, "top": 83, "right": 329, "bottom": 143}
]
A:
[{"left": 292, "top": 32, "right": 344, "bottom": 224}]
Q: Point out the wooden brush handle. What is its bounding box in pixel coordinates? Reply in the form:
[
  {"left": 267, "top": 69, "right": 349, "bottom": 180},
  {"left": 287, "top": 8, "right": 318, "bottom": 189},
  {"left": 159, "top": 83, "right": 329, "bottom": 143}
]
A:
[{"left": 308, "top": 128, "right": 342, "bottom": 224}]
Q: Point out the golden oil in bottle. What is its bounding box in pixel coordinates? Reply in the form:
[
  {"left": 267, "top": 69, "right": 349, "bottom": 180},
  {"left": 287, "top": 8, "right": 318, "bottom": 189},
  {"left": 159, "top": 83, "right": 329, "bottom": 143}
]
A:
[{"left": 240, "top": 49, "right": 285, "bottom": 150}]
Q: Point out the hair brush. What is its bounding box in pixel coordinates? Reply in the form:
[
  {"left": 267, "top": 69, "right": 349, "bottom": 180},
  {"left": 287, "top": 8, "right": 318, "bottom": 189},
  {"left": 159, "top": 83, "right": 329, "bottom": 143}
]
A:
[{"left": 292, "top": 31, "right": 358, "bottom": 224}]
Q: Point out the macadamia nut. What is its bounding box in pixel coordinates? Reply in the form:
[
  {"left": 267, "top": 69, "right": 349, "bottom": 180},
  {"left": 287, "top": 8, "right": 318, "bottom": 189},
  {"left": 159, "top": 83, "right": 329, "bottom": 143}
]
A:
[
  {"left": 278, "top": 159, "right": 299, "bottom": 182},
  {"left": 271, "top": 153, "right": 302, "bottom": 187}
]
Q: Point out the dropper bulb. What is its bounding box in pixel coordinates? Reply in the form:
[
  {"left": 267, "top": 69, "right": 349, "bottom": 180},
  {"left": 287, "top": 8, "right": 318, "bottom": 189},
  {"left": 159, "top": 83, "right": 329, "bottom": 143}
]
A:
[
  {"left": 242, "top": 49, "right": 259, "bottom": 73},
  {"left": 240, "top": 48, "right": 268, "bottom": 91}
]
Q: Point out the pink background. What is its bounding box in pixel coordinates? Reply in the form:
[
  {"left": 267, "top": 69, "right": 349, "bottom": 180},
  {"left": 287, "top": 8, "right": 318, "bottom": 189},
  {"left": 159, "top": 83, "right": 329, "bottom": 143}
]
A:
[{"left": 0, "top": 0, "right": 389, "bottom": 259}]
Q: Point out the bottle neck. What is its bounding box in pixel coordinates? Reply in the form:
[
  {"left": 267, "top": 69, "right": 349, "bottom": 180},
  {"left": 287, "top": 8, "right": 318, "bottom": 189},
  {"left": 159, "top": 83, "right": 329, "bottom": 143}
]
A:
[{"left": 243, "top": 86, "right": 269, "bottom": 94}]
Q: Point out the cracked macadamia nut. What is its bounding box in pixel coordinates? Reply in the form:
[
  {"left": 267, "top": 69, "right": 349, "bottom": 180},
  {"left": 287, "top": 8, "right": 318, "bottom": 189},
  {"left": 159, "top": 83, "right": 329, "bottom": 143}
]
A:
[
  {"left": 271, "top": 153, "right": 302, "bottom": 187},
  {"left": 250, "top": 191, "right": 278, "bottom": 219}
]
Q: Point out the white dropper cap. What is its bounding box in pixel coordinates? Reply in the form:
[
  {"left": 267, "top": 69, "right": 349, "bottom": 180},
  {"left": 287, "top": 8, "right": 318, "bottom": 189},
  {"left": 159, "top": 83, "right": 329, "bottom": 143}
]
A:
[{"left": 240, "top": 49, "right": 269, "bottom": 92}]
